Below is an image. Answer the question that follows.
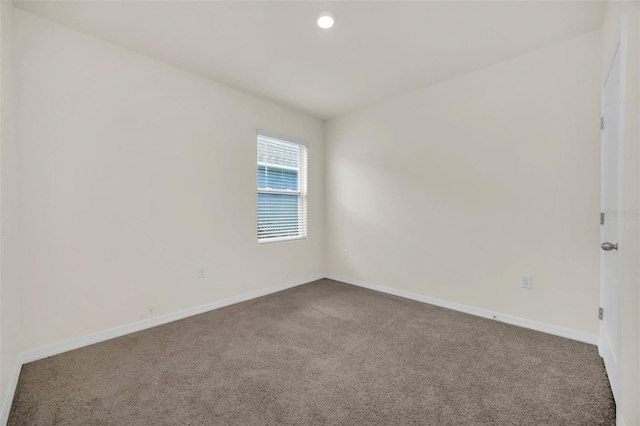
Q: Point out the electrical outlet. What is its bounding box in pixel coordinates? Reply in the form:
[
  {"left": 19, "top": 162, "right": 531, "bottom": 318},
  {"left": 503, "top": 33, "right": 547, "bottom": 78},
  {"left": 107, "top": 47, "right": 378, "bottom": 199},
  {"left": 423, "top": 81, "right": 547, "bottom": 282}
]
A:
[
  {"left": 198, "top": 267, "right": 206, "bottom": 278},
  {"left": 342, "top": 250, "right": 349, "bottom": 260},
  {"left": 521, "top": 275, "right": 533, "bottom": 289}
]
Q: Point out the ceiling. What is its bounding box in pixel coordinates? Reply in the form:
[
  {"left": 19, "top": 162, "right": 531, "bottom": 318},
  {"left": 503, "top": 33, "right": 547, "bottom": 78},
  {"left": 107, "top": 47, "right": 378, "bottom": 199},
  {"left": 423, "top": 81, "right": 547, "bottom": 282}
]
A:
[{"left": 14, "top": 1, "right": 606, "bottom": 120}]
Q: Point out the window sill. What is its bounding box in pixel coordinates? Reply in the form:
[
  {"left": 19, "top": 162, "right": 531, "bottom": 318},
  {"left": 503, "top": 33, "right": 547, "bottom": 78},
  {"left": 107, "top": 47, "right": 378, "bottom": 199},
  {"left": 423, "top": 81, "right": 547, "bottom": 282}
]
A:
[{"left": 258, "top": 236, "right": 307, "bottom": 244}]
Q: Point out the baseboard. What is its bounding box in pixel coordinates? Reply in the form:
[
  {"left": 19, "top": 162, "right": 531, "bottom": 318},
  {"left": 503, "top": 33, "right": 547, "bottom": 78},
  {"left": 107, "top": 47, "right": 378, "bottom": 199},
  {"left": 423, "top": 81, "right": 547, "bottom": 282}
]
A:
[
  {"left": 326, "top": 273, "right": 598, "bottom": 345},
  {"left": 0, "top": 273, "right": 322, "bottom": 424},
  {"left": 0, "top": 357, "right": 24, "bottom": 426},
  {"left": 2, "top": 272, "right": 598, "bottom": 425},
  {"left": 20, "top": 273, "right": 325, "bottom": 365}
]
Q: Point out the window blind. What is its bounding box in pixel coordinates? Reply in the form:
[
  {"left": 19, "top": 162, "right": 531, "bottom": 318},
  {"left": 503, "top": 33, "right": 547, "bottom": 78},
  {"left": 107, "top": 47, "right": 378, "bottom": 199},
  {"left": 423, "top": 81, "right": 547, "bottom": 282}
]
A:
[{"left": 257, "top": 134, "right": 307, "bottom": 242}]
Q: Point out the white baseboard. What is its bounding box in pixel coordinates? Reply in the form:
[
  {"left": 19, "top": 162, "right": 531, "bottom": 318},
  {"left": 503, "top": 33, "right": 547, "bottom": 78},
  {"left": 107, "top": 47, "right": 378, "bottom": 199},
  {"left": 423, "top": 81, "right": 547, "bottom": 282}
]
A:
[
  {"left": 0, "top": 273, "right": 323, "bottom": 424},
  {"left": 20, "top": 273, "right": 324, "bottom": 365},
  {"left": 16, "top": 272, "right": 599, "bottom": 363},
  {"left": 1, "top": 272, "right": 599, "bottom": 425},
  {"left": 326, "top": 273, "right": 598, "bottom": 345},
  {"left": 0, "top": 273, "right": 323, "bottom": 425},
  {"left": 0, "top": 357, "right": 23, "bottom": 426}
]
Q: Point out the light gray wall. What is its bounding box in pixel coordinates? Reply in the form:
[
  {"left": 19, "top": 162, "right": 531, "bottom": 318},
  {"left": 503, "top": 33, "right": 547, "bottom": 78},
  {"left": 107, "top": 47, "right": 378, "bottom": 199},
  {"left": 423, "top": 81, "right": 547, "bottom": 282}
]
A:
[
  {"left": 13, "top": 9, "right": 325, "bottom": 351},
  {"left": 0, "top": 0, "right": 22, "bottom": 411},
  {"left": 325, "top": 31, "right": 602, "bottom": 335}
]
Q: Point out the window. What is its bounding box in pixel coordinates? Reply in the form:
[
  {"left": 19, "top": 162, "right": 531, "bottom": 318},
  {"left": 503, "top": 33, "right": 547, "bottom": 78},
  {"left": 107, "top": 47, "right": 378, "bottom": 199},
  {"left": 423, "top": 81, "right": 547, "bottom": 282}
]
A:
[{"left": 257, "top": 133, "right": 308, "bottom": 243}]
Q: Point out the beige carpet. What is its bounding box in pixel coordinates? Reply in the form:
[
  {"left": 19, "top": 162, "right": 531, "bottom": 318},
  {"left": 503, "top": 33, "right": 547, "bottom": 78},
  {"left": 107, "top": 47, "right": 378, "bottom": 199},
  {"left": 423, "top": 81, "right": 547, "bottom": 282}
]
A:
[{"left": 9, "top": 279, "right": 615, "bottom": 425}]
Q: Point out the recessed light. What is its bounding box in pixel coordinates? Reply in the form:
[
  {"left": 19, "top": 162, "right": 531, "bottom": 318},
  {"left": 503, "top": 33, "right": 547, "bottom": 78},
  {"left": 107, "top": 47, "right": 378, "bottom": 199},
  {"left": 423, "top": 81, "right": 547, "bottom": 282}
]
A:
[{"left": 317, "top": 12, "right": 336, "bottom": 29}]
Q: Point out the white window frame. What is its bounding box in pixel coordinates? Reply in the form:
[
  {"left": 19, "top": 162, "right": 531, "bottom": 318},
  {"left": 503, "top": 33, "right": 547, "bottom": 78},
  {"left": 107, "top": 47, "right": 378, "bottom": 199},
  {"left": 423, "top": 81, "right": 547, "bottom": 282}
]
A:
[{"left": 257, "top": 131, "right": 308, "bottom": 244}]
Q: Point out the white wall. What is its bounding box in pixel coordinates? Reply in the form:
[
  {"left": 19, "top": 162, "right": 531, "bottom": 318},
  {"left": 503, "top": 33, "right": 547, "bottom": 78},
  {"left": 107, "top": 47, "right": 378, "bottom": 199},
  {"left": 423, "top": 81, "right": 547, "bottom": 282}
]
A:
[
  {"left": 601, "top": 2, "right": 640, "bottom": 425},
  {"left": 0, "top": 0, "right": 22, "bottom": 410},
  {"left": 13, "top": 9, "right": 325, "bottom": 351},
  {"left": 325, "top": 31, "right": 602, "bottom": 335}
]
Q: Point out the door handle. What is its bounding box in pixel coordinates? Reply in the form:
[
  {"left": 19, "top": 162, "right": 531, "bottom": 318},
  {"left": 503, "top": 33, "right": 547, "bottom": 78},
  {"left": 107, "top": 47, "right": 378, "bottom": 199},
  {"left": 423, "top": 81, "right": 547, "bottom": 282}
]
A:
[{"left": 601, "top": 242, "right": 618, "bottom": 251}]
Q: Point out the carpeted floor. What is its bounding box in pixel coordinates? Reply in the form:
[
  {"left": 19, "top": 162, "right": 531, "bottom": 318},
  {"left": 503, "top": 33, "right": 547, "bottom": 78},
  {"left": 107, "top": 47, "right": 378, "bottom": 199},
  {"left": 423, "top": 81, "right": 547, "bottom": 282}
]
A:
[{"left": 9, "top": 279, "right": 615, "bottom": 425}]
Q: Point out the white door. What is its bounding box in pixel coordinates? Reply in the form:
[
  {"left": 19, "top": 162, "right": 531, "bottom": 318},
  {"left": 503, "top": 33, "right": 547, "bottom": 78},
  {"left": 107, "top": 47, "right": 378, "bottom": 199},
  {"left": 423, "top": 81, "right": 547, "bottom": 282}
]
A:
[{"left": 599, "top": 18, "right": 626, "bottom": 407}]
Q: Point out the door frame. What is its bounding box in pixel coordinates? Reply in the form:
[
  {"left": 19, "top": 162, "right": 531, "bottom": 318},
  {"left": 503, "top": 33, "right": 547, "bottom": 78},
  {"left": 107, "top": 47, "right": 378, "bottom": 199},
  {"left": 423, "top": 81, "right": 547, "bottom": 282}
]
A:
[{"left": 598, "top": 16, "right": 627, "bottom": 409}]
